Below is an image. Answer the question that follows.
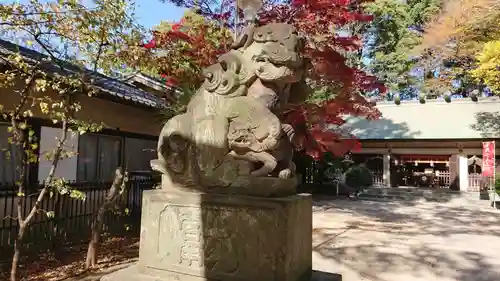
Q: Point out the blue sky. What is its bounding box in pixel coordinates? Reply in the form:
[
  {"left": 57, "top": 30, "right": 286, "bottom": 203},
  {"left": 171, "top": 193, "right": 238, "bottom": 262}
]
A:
[
  {"left": 134, "top": 1, "right": 185, "bottom": 29},
  {"left": 1, "top": 0, "right": 186, "bottom": 29}
]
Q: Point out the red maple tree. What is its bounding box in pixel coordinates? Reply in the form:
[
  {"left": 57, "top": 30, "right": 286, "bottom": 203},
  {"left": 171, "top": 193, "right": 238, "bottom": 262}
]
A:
[
  {"left": 137, "top": 11, "right": 233, "bottom": 89},
  {"left": 143, "top": 0, "right": 385, "bottom": 159}
]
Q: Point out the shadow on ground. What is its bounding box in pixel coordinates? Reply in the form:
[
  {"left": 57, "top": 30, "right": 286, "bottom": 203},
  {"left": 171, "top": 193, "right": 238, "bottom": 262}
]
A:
[
  {"left": 313, "top": 199, "right": 500, "bottom": 236},
  {"left": 311, "top": 199, "right": 500, "bottom": 281},
  {"left": 312, "top": 270, "right": 343, "bottom": 281}
]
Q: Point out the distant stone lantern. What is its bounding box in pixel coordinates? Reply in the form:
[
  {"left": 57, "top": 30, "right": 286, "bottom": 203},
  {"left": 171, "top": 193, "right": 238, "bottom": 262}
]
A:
[
  {"left": 470, "top": 89, "right": 479, "bottom": 102},
  {"left": 419, "top": 92, "right": 426, "bottom": 104},
  {"left": 394, "top": 93, "right": 401, "bottom": 105},
  {"left": 443, "top": 91, "right": 452, "bottom": 103}
]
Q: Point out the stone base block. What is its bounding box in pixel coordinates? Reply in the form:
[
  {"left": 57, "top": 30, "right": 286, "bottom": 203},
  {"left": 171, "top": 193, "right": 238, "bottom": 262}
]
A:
[
  {"left": 103, "top": 189, "right": 312, "bottom": 281},
  {"left": 102, "top": 266, "right": 342, "bottom": 281}
]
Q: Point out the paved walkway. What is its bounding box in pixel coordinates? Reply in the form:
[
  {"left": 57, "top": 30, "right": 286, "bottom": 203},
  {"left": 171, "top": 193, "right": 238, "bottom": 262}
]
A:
[{"left": 312, "top": 197, "right": 500, "bottom": 281}]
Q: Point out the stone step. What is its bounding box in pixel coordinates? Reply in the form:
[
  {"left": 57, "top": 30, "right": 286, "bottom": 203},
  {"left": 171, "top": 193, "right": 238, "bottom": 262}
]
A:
[
  {"left": 363, "top": 187, "right": 462, "bottom": 195},
  {"left": 358, "top": 188, "right": 465, "bottom": 203},
  {"left": 358, "top": 188, "right": 500, "bottom": 211},
  {"left": 357, "top": 193, "right": 415, "bottom": 202}
]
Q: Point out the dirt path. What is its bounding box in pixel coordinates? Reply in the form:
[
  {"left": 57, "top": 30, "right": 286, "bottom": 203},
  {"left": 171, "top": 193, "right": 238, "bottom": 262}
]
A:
[{"left": 312, "top": 197, "right": 500, "bottom": 281}]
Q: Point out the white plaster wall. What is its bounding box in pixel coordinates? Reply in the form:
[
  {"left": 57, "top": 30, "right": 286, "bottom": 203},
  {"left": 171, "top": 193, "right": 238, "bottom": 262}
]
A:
[
  {"left": 343, "top": 97, "right": 500, "bottom": 139},
  {"left": 37, "top": 126, "right": 79, "bottom": 182},
  {"left": 383, "top": 154, "right": 390, "bottom": 186},
  {"left": 459, "top": 155, "right": 469, "bottom": 191}
]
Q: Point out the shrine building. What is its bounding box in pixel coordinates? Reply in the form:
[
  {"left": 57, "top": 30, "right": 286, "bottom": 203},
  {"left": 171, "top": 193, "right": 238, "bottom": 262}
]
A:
[{"left": 343, "top": 96, "right": 500, "bottom": 191}]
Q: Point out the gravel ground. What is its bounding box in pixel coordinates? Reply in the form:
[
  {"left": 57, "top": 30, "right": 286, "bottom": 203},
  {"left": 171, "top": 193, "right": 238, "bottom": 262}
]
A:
[{"left": 312, "top": 197, "right": 500, "bottom": 281}]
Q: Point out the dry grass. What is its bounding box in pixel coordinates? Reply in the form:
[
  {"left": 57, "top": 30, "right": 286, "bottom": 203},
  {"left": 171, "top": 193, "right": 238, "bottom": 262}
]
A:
[{"left": 0, "top": 236, "right": 139, "bottom": 281}]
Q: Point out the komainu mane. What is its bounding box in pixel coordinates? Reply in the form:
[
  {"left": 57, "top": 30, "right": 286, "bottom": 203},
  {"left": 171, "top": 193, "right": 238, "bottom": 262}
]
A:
[{"left": 150, "top": 22, "right": 309, "bottom": 197}]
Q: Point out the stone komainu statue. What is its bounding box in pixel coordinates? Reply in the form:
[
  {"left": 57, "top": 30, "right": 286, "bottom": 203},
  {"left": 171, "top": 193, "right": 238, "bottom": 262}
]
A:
[{"left": 150, "top": 23, "right": 310, "bottom": 197}]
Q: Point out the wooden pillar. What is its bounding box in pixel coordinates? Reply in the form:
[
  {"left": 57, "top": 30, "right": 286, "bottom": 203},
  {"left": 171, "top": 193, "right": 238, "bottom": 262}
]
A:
[
  {"left": 449, "top": 154, "right": 459, "bottom": 190},
  {"left": 383, "top": 153, "right": 391, "bottom": 187},
  {"left": 449, "top": 153, "right": 469, "bottom": 191},
  {"left": 458, "top": 154, "right": 469, "bottom": 191}
]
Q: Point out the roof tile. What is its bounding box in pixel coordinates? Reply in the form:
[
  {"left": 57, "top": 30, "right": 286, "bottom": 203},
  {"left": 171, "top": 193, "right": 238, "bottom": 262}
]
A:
[{"left": 0, "top": 39, "right": 167, "bottom": 109}]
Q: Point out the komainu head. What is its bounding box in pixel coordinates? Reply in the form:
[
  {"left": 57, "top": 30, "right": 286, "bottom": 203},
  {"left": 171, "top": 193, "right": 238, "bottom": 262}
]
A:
[{"left": 233, "top": 22, "right": 306, "bottom": 84}]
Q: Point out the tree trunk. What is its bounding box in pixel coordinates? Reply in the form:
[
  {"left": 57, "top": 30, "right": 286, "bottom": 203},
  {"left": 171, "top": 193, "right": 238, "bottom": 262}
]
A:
[
  {"left": 85, "top": 168, "right": 126, "bottom": 269},
  {"left": 85, "top": 203, "right": 108, "bottom": 268},
  {"left": 85, "top": 209, "right": 103, "bottom": 268},
  {"left": 7, "top": 61, "right": 68, "bottom": 281},
  {"left": 10, "top": 227, "right": 25, "bottom": 281}
]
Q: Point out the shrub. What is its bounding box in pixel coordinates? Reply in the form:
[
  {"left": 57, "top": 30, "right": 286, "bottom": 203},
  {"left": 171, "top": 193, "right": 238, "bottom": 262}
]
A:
[
  {"left": 345, "top": 164, "right": 374, "bottom": 190},
  {"left": 494, "top": 176, "right": 500, "bottom": 193}
]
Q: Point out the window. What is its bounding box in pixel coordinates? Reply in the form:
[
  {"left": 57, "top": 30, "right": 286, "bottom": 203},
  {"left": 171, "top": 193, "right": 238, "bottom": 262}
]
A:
[
  {"left": 77, "top": 134, "right": 122, "bottom": 182},
  {"left": 124, "top": 138, "right": 156, "bottom": 172},
  {"left": 0, "top": 124, "right": 21, "bottom": 184}
]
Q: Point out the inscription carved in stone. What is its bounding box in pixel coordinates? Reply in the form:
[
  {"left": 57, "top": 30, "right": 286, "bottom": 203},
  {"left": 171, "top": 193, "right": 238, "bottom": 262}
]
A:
[
  {"left": 156, "top": 204, "right": 279, "bottom": 278},
  {"left": 102, "top": 191, "right": 312, "bottom": 281}
]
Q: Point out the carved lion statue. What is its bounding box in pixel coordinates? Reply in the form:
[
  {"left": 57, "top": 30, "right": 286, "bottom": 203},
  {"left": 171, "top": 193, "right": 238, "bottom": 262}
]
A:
[{"left": 150, "top": 23, "right": 308, "bottom": 197}]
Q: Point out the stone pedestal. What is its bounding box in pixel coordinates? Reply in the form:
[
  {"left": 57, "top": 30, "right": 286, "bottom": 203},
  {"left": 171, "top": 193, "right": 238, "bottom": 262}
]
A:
[{"left": 102, "top": 189, "right": 313, "bottom": 281}]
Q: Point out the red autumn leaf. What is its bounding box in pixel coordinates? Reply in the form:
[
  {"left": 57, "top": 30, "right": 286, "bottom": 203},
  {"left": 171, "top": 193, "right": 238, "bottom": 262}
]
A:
[
  {"left": 141, "top": 39, "right": 156, "bottom": 49},
  {"left": 256, "top": 0, "right": 385, "bottom": 158},
  {"left": 213, "top": 12, "right": 231, "bottom": 20},
  {"left": 334, "top": 36, "right": 362, "bottom": 50},
  {"left": 165, "top": 76, "right": 179, "bottom": 87},
  {"left": 144, "top": 1, "right": 385, "bottom": 159},
  {"left": 350, "top": 140, "right": 362, "bottom": 152},
  {"left": 324, "top": 114, "right": 346, "bottom": 126},
  {"left": 166, "top": 30, "right": 192, "bottom": 42},
  {"left": 171, "top": 23, "right": 182, "bottom": 31},
  {"left": 291, "top": 0, "right": 307, "bottom": 6}
]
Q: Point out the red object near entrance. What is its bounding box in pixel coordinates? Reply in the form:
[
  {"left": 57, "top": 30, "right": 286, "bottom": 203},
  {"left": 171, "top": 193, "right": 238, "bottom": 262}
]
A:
[{"left": 482, "top": 141, "right": 496, "bottom": 177}]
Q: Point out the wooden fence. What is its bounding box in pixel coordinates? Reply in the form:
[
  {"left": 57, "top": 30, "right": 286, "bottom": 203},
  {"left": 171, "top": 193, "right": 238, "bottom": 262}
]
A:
[
  {"left": 468, "top": 173, "right": 494, "bottom": 192},
  {"left": 469, "top": 173, "right": 482, "bottom": 192},
  {"left": 372, "top": 171, "right": 384, "bottom": 187},
  {"left": 435, "top": 170, "right": 451, "bottom": 188},
  {"left": 0, "top": 178, "right": 155, "bottom": 257}
]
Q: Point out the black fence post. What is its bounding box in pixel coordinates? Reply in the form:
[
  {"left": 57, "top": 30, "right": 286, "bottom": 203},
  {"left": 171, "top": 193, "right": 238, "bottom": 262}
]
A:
[{"left": 0, "top": 178, "right": 156, "bottom": 258}]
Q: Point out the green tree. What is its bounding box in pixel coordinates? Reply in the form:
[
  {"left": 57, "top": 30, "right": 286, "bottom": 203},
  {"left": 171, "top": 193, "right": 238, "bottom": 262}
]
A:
[
  {"left": 466, "top": 9, "right": 500, "bottom": 92},
  {"left": 413, "top": 0, "right": 500, "bottom": 94},
  {"left": 471, "top": 40, "right": 500, "bottom": 92},
  {"left": 0, "top": 1, "right": 143, "bottom": 280},
  {"left": 341, "top": 0, "right": 442, "bottom": 97},
  {"left": 406, "top": 0, "right": 442, "bottom": 27},
  {"left": 363, "top": 0, "right": 421, "bottom": 94}
]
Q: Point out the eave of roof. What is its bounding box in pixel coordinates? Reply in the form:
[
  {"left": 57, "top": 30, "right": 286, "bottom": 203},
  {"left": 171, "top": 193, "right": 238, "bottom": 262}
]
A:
[{"left": 0, "top": 39, "right": 167, "bottom": 109}]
